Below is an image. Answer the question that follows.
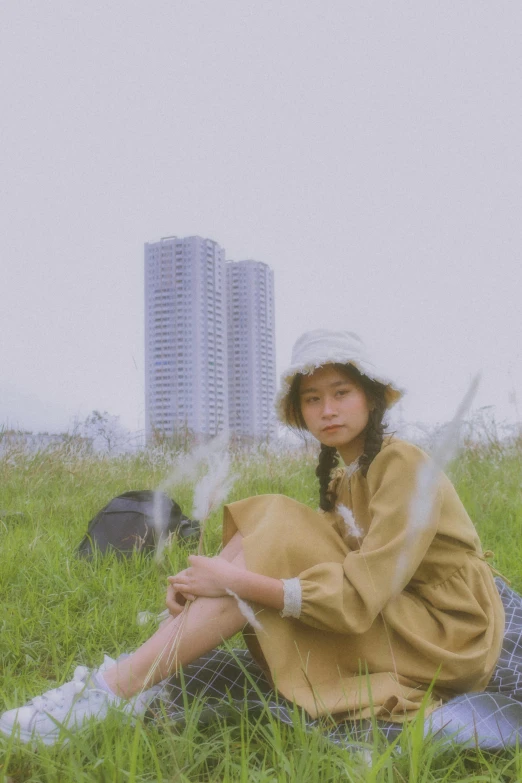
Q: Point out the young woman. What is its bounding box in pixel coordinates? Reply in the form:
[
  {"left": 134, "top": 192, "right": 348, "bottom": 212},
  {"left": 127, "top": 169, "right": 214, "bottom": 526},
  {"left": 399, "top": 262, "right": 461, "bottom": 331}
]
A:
[{"left": 0, "top": 329, "right": 505, "bottom": 745}]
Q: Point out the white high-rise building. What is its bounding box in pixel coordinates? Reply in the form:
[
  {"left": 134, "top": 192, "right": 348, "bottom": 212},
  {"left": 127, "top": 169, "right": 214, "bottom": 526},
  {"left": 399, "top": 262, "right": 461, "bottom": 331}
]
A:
[
  {"left": 144, "top": 236, "right": 228, "bottom": 440},
  {"left": 226, "top": 260, "right": 276, "bottom": 440}
]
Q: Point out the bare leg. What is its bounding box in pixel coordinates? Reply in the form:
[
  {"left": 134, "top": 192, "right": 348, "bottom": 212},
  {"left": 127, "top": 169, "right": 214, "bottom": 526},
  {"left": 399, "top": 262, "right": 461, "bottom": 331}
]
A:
[
  {"left": 219, "top": 530, "right": 244, "bottom": 562},
  {"left": 104, "top": 532, "right": 247, "bottom": 699}
]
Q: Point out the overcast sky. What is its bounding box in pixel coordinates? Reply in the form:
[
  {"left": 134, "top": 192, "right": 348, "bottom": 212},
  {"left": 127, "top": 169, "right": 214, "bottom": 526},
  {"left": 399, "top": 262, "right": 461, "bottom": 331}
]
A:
[{"left": 1, "top": 1, "right": 521, "bottom": 437}]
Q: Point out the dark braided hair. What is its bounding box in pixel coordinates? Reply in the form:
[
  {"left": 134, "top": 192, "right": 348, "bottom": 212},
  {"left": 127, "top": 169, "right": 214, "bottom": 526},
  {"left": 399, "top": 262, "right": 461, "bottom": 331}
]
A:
[
  {"left": 354, "top": 367, "right": 388, "bottom": 478},
  {"left": 286, "top": 364, "right": 388, "bottom": 510},
  {"left": 315, "top": 444, "right": 339, "bottom": 511}
]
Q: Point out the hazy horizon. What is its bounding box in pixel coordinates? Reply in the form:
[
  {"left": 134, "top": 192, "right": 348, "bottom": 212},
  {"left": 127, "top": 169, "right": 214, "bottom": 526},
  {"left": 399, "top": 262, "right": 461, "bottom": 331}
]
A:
[{"left": 2, "top": 2, "right": 520, "bottom": 436}]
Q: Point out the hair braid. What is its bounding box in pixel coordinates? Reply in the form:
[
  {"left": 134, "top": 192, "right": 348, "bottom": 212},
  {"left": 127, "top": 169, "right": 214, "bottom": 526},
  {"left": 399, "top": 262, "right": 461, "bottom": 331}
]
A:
[
  {"left": 316, "top": 444, "right": 339, "bottom": 511},
  {"left": 359, "top": 394, "right": 387, "bottom": 477}
]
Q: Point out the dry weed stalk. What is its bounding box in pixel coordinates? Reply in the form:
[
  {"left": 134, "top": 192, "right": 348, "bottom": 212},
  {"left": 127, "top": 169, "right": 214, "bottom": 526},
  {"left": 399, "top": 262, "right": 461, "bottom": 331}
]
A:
[
  {"left": 152, "top": 431, "right": 231, "bottom": 562},
  {"left": 192, "top": 446, "right": 237, "bottom": 554},
  {"left": 394, "top": 374, "right": 481, "bottom": 591},
  {"left": 140, "top": 432, "right": 262, "bottom": 690}
]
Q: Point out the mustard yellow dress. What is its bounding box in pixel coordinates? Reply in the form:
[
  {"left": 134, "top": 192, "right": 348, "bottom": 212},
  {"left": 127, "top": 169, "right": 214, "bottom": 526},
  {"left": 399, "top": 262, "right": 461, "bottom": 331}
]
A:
[{"left": 223, "top": 438, "right": 505, "bottom": 722}]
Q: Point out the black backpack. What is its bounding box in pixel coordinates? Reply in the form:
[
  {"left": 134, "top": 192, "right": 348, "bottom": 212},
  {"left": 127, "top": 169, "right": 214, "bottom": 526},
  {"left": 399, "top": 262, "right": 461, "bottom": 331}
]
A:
[{"left": 77, "top": 490, "right": 199, "bottom": 559}]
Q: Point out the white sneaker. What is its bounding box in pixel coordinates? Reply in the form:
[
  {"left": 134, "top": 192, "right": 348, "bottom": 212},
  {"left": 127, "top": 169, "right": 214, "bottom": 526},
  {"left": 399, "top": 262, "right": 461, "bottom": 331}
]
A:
[{"left": 0, "top": 656, "right": 161, "bottom": 746}]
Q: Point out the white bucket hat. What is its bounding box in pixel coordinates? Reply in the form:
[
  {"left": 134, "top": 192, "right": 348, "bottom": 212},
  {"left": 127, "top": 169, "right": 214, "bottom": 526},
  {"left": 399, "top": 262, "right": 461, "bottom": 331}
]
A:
[{"left": 275, "top": 329, "right": 404, "bottom": 427}]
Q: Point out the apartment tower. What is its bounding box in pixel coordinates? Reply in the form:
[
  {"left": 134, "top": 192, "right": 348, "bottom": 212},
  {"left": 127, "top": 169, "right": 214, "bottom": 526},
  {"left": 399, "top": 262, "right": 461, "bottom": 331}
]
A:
[
  {"left": 144, "top": 236, "right": 228, "bottom": 440},
  {"left": 226, "top": 260, "right": 276, "bottom": 440}
]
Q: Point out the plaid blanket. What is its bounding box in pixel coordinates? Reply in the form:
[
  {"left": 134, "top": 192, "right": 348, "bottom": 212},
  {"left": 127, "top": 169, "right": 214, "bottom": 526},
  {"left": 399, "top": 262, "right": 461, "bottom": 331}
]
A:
[{"left": 153, "top": 578, "right": 522, "bottom": 751}]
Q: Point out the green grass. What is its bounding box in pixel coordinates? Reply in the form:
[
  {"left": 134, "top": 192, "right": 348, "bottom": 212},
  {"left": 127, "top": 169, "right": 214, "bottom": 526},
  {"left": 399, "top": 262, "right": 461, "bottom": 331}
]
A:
[{"left": 1, "top": 434, "right": 522, "bottom": 781}]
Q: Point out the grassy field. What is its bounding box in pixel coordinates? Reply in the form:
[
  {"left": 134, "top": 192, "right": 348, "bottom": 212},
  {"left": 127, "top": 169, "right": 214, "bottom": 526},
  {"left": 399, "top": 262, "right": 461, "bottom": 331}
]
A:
[{"left": 1, "top": 433, "right": 522, "bottom": 782}]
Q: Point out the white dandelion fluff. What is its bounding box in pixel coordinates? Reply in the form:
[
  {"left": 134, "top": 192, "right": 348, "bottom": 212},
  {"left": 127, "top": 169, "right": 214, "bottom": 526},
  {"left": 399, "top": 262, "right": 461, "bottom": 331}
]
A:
[
  {"left": 136, "top": 611, "right": 154, "bottom": 626},
  {"left": 192, "top": 449, "right": 236, "bottom": 524},
  {"left": 192, "top": 441, "right": 237, "bottom": 556},
  {"left": 337, "top": 503, "right": 363, "bottom": 540},
  {"left": 226, "top": 588, "right": 264, "bottom": 632},
  {"left": 152, "top": 431, "right": 235, "bottom": 561},
  {"left": 137, "top": 609, "right": 169, "bottom": 627}
]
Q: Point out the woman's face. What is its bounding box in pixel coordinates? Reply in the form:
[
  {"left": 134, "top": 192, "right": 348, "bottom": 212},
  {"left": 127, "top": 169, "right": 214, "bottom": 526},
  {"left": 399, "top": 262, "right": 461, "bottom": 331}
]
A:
[{"left": 299, "top": 365, "right": 371, "bottom": 463}]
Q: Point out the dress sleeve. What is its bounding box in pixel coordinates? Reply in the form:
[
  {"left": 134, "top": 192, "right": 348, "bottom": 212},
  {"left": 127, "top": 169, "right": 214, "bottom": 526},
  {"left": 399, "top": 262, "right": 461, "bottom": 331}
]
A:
[{"left": 297, "top": 442, "right": 442, "bottom": 634}]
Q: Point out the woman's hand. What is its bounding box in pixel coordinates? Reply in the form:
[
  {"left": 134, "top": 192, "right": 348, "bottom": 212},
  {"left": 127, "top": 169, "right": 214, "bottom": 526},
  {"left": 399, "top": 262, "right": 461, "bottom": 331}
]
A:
[
  {"left": 168, "top": 555, "right": 242, "bottom": 600},
  {"left": 165, "top": 582, "right": 196, "bottom": 616}
]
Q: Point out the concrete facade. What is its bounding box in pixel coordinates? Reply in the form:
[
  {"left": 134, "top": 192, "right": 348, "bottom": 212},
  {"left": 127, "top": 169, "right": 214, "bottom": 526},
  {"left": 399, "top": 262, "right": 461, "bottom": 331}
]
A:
[
  {"left": 145, "top": 236, "right": 228, "bottom": 440},
  {"left": 226, "top": 260, "right": 276, "bottom": 440},
  {"left": 145, "top": 237, "right": 275, "bottom": 441}
]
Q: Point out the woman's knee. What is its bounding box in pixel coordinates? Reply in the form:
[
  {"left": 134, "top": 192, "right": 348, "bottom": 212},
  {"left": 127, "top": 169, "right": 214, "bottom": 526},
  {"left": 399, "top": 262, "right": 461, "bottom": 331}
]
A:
[{"left": 219, "top": 530, "right": 244, "bottom": 562}]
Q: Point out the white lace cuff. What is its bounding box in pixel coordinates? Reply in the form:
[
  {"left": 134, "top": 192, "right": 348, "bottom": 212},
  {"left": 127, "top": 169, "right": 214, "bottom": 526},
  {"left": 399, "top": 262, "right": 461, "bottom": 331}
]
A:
[{"left": 280, "top": 578, "right": 302, "bottom": 619}]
